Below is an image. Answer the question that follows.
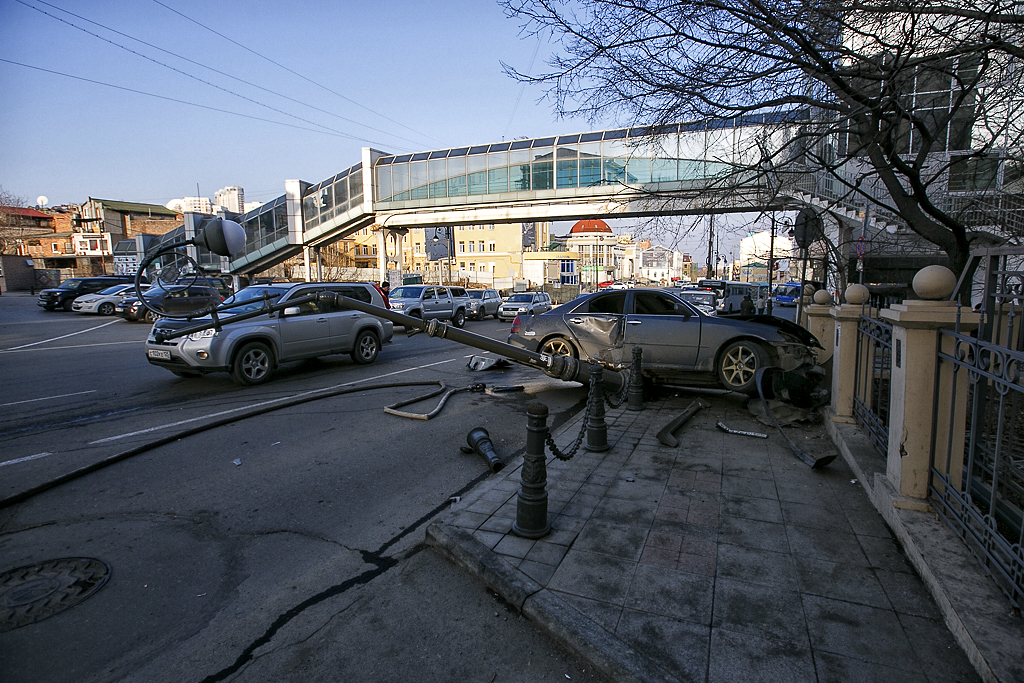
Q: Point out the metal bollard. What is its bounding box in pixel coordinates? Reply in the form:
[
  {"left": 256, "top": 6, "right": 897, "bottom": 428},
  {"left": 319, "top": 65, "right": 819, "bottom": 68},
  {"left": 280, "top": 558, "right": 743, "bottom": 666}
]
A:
[
  {"left": 512, "top": 402, "right": 551, "bottom": 539},
  {"left": 585, "top": 362, "right": 610, "bottom": 452},
  {"left": 627, "top": 346, "right": 645, "bottom": 411}
]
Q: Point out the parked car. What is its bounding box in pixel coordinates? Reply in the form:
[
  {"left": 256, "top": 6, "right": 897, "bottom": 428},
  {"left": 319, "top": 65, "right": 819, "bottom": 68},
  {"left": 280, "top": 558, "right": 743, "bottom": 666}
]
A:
[
  {"left": 506, "top": 288, "right": 823, "bottom": 395},
  {"left": 387, "top": 285, "right": 467, "bottom": 327},
  {"left": 37, "top": 276, "right": 137, "bottom": 311},
  {"left": 497, "top": 292, "right": 553, "bottom": 322},
  {"left": 675, "top": 289, "right": 717, "bottom": 316},
  {"left": 71, "top": 283, "right": 150, "bottom": 315},
  {"left": 145, "top": 282, "right": 393, "bottom": 384},
  {"left": 463, "top": 288, "right": 502, "bottom": 320},
  {"left": 116, "top": 284, "right": 222, "bottom": 323}
]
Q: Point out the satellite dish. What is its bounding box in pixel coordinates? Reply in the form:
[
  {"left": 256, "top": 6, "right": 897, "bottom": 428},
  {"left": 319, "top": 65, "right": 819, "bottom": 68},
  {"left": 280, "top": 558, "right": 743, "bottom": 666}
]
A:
[{"left": 36, "top": 196, "right": 48, "bottom": 207}]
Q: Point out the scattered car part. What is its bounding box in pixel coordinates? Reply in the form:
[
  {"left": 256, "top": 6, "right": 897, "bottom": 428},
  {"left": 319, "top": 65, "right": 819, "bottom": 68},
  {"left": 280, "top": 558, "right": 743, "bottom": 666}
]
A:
[
  {"left": 755, "top": 367, "right": 836, "bottom": 469},
  {"left": 465, "top": 427, "right": 504, "bottom": 473},
  {"left": 466, "top": 355, "right": 512, "bottom": 371},
  {"left": 715, "top": 421, "right": 768, "bottom": 439},
  {"left": 656, "top": 398, "right": 711, "bottom": 447}
]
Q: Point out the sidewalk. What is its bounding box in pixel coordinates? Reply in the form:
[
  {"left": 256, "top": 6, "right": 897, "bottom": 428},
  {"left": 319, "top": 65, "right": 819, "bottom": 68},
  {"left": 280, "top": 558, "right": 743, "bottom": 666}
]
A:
[{"left": 428, "top": 392, "right": 983, "bottom": 683}]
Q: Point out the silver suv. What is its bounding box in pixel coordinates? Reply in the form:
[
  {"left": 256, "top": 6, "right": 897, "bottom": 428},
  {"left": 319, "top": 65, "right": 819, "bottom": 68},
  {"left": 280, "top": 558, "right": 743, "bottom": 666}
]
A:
[
  {"left": 387, "top": 285, "right": 467, "bottom": 327},
  {"left": 145, "top": 282, "right": 393, "bottom": 385}
]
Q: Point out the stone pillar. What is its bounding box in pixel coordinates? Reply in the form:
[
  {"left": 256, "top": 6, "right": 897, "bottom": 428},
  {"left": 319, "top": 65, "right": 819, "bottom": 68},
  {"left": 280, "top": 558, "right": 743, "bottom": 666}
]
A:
[
  {"left": 804, "top": 290, "right": 835, "bottom": 365},
  {"left": 881, "top": 299, "right": 978, "bottom": 503},
  {"left": 830, "top": 302, "right": 864, "bottom": 422}
]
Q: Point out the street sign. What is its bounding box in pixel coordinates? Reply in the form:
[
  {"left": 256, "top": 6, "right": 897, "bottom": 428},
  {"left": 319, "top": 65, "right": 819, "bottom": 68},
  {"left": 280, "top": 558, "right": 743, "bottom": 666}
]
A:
[
  {"left": 855, "top": 236, "right": 866, "bottom": 258},
  {"left": 793, "top": 209, "right": 823, "bottom": 250}
]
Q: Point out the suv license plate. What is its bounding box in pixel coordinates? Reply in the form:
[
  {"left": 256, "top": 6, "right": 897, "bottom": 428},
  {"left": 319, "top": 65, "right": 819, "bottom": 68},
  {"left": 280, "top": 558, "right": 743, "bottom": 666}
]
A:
[{"left": 147, "top": 349, "right": 171, "bottom": 360}]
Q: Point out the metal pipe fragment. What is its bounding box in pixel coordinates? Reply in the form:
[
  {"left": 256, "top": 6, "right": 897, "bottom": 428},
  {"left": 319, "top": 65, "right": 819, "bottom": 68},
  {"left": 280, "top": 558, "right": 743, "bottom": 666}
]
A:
[
  {"left": 656, "top": 398, "right": 711, "bottom": 447},
  {"left": 466, "top": 427, "right": 504, "bottom": 473}
]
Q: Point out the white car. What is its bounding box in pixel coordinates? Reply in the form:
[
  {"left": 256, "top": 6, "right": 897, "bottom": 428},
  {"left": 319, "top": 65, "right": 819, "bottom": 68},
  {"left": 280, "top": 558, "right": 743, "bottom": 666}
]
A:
[{"left": 72, "top": 284, "right": 149, "bottom": 315}]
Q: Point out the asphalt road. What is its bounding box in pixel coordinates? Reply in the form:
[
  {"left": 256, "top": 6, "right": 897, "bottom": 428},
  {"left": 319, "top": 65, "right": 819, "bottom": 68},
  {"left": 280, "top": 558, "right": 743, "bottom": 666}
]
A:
[{"left": 0, "top": 293, "right": 603, "bottom": 683}]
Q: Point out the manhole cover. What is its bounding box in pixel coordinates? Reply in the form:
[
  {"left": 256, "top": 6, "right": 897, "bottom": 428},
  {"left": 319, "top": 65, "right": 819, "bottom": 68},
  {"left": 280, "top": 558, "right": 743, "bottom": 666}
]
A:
[{"left": 0, "top": 558, "right": 111, "bottom": 632}]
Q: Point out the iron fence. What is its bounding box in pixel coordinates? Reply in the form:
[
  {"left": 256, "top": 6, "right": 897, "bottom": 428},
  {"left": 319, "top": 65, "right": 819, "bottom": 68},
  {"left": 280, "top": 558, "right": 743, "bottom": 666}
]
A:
[
  {"left": 930, "top": 249, "right": 1024, "bottom": 610},
  {"left": 853, "top": 306, "right": 893, "bottom": 458}
]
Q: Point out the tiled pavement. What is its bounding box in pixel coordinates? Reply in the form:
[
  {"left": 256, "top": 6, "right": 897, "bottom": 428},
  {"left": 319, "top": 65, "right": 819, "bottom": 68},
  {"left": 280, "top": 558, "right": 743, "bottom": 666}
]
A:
[{"left": 427, "top": 392, "right": 982, "bottom": 683}]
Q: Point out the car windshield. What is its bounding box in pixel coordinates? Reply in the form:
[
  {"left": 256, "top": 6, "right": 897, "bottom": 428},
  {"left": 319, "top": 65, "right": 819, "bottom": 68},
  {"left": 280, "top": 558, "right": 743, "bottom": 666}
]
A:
[
  {"left": 98, "top": 285, "right": 129, "bottom": 295},
  {"left": 220, "top": 286, "right": 285, "bottom": 314},
  {"left": 507, "top": 294, "right": 534, "bottom": 302},
  {"left": 680, "top": 292, "right": 714, "bottom": 306},
  {"left": 58, "top": 279, "right": 84, "bottom": 290},
  {"left": 467, "top": 291, "right": 485, "bottom": 299},
  {"left": 391, "top": 286, "right": 423, "bottom": 298}
]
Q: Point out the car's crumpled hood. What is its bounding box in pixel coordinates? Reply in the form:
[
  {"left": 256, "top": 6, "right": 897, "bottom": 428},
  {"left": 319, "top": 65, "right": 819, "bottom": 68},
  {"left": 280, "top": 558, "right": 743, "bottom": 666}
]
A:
[{"left": 744, "top": 315, "right": 822, "bottom": 348}]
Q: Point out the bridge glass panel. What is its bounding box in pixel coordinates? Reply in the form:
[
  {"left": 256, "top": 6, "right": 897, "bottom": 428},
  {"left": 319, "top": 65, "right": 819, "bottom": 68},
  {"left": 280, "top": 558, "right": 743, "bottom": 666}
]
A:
[
  {"left": 487, "top": 166, "right": 508, "bottom": 193},
  {"left": 652, "top": 158, "right": 679, "bottom": 182},
  {"left": 487, "top": 150, "right": 508, "bottom": 169},
  {"left": 334, "top": 176, "right": 348, "bottom": 208},
  {"left": 532, "top": 160, "right": 553, "bottom": 190},
  {"left": 410, "top": 161, "right": 428, "bottom": 199},
  {"left": 303, "top": 193, "right": 320, "bottom": 228},
  {"left": 319, "top": 185, "right": 335, "bottom": 217},
  {"left": 579, "top": 157, "right": 602, "bottom": 186},
  {"left": 468, "top": 171, "right": 488, "bottom": 194},
  {"left": 557, "top": 158, "right": 578, "bottom": 188},
  {"left": 604, "top": 158, "right": 627, "bottom": 184},
  {"left": 274, "top": 202, "right": 288, "bottom": 240},
  {"left": 627, "top": 158, "right": 652, "bottom": 184},
  {"left": 510, "top": 161, "right": 531, "bottom": 191},
  {"left": 349, "top": 170, "right": 363, "bottom": 205},
  {"left": 448, "top": 174, "right": 468, "bottom": 196},
  {"left": 428, "top": 180, "right": 447, "bottom": 198},
  {"left": 391, "top": 162, "right": 410, "bottom": 200}
]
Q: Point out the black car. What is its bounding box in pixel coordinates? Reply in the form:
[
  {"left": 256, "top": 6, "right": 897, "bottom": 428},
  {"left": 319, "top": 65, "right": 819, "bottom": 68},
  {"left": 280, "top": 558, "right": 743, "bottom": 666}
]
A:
[
  {"left": 116, "top": 284, "right": 222, "bottom": 323},
  {"left": 507, "top": 287, "right": 823, "bottom": 395},
  {"left": 37, "top": 276, "right": 137, "bottom": 311}
]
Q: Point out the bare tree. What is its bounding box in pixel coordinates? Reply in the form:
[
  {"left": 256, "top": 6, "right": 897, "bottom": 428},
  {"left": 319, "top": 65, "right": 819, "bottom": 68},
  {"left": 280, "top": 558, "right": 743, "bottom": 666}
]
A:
[
  {"left": 0, "top": 185, "right": 31, "bottom": 255},
  {"left": 503, "top": 0, "right": 1024, "bottom": 294}
]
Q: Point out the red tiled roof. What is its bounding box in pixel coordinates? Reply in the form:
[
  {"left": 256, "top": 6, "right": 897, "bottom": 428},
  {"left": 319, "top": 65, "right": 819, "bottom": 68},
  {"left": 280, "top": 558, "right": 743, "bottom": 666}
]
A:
[
  {"left": 570, "top": 219, "right": 612, "bottom": 234},
  {"left": 0, "top": 206, "right": 50, "bottom": 218}
]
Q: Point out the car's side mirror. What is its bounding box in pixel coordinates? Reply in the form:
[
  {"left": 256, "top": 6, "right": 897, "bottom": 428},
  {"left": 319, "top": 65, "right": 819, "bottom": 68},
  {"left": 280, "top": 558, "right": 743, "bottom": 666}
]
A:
[{"left": 282, "top": 306, "right": 301, "bottom": 317}]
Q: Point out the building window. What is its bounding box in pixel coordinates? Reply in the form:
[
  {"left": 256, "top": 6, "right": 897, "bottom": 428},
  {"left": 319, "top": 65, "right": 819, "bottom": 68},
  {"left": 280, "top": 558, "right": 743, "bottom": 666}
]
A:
[
  {"left": 458, "top": 241, "right": 465, "bottom": 253},
  {"left": 478, "top": 241, "right": 485, "bottom": 252},
  {"left": 51, "top": 243, "right": 59, "bottom": 253},
  {"left": 468, "top": 242, "right": 475, "bottom": 252},
  {"left": 460, "top": 262, "right": 466, "bottom": 269},
  {"left": 488, "top": 242, "right": 496, "bottom": 252}
]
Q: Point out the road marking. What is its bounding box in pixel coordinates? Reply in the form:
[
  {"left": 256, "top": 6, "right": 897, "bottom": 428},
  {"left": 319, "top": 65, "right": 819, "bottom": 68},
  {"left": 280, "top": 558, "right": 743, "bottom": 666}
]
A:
[
  {"left": 0, "top": 390, "right": 97, "bottom": 407},
  {"left": 0, "top": 340, "right": 143, "bottom": 354},
  {"left": 89, "top": 357, "right": 459, "bottom": 444},
  {"left": 0, "top": 452, "right": 52, "bottom": 467},
  {"left": 5, "top": 320, "right": 120, "bottom": 350}
]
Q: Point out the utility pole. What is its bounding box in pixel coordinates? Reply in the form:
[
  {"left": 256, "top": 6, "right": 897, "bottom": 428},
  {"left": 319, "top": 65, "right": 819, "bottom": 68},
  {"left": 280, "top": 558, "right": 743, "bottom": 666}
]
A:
[{"left": 706, "top": 214, "right": 715, "bottom": 278}]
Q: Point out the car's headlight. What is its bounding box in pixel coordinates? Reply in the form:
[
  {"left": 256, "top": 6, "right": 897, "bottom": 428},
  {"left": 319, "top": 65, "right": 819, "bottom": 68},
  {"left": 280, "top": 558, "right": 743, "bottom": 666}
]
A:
[
  {"left": 392, "top": 302, "right": 405, "bottom": 310},
  {"left": 188, "top": 329, "right": 218, "bottom": 341}
]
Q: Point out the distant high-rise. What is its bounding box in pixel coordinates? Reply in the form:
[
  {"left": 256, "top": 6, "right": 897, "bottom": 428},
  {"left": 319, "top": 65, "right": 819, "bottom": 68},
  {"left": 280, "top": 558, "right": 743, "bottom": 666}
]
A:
[{"left": 214, "top": 186, "right": 245, "bottom": 214}]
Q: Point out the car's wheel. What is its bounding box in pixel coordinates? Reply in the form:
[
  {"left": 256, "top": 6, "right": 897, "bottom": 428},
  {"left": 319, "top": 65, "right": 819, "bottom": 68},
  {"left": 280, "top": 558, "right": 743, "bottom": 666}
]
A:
[
  {"left": 717, "top": 340, "right": 768, "bottom": 394},
  {"left": 350, "top": 330, "right": 381, "bottom": 364},
  {"left": 539, "top": 337, "right": 578, "bottom": 359},
  {"left": 492, "top": 310, "right": 500, "bottom": 320},
  {"left": 98, "top": 302, "right": 115, "bottom": 315},
  {"left": 231, "top": 341, "right": 274, "bottom": 385},
  {"left": 62, "top": 299, "right": 74, "bottom": 311},
  {"left": 452, "top": 309, "right": 466, "bottom": 328},
  {"left": 144, "top": 309, "right": 160, "bottom": 324},
  {"left": 171, "top": 370, "right": 201, "bottom": 378}
]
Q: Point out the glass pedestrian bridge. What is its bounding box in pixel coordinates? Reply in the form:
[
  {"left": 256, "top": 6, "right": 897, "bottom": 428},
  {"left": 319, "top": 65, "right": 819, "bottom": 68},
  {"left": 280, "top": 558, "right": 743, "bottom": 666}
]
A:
[{"left": 229, "top": 113, "right": 802, "bottom": 274}]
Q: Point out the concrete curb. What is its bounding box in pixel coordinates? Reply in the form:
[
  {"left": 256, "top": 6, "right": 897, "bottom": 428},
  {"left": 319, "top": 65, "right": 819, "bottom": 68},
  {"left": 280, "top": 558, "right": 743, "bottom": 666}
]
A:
[{"left": 426, "top": 523, "right": 680, "bottom": 683}]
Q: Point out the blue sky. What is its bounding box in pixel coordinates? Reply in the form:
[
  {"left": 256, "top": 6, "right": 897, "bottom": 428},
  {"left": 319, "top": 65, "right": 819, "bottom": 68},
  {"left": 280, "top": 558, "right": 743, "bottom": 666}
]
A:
[{"left": 0, "top": 0, "right": 762, "bottom": 256}]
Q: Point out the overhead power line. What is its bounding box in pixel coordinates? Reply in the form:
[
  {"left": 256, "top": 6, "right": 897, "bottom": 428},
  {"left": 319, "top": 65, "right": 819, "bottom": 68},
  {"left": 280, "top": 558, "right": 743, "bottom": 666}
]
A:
[
  {"left": 0, "top": 58, "right": 384, "bottom": 141},
  {"left": 19, "top": 0, "right": 428, "bottom": 150},
  {"left": 152, "top": 0, "right": 441, "bottom": 145},
  {"left": 13, "top": 0, "right": 411, "bottom": 151}
]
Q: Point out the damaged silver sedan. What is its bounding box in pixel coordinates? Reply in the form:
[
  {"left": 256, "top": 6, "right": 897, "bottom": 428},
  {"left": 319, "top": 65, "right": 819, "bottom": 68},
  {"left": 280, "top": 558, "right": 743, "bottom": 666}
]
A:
[{"left": 507, "top": 288, "right": 824, "bottom": 398}]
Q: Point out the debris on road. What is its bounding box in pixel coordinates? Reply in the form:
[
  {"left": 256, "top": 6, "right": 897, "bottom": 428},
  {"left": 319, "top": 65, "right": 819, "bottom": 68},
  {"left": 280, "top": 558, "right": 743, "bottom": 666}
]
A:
[
  {"left": 467, "top": 355, "right": 512, "bottom": 371},
  {"left": 716, "top": 421, "right": 768, "bottom": 439},
  {"left": 232, "top": 459, "right": 241, "bottom": 466}
]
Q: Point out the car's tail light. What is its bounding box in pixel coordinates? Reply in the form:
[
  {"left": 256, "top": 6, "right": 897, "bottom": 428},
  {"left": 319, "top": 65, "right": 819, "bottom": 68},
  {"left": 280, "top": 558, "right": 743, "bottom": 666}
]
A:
[{"left": 510, "top": 316, "right": 521, "bottom": 334}]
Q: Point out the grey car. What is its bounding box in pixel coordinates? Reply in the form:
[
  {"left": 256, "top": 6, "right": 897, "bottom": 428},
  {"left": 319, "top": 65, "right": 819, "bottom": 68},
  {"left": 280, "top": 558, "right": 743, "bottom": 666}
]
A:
[
  {"left": 497, "top": 292, "right": 552, "bottom": 322},
  {"left": 144, "top": 282, "right": 393, "bottom": 385},
  {"left": 463, "top": 288, "right": 502, "bottom": 320},
  {"left": 506, "top": 288, "right": 822, "bottom": 395}
]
